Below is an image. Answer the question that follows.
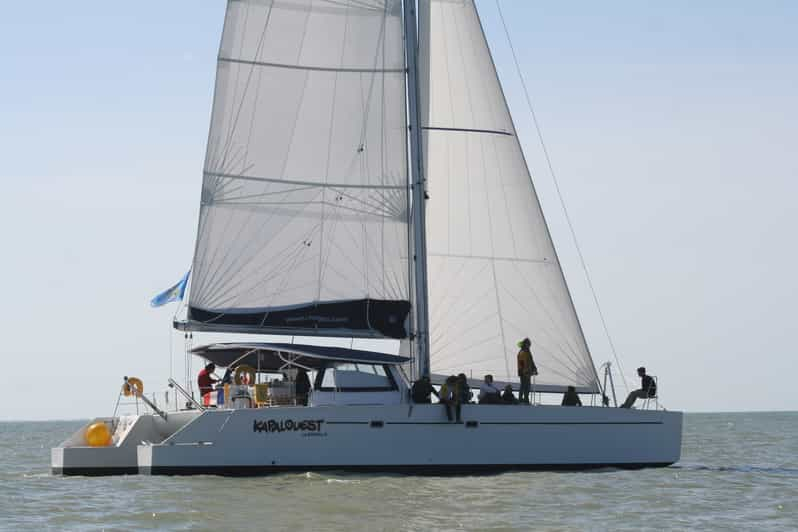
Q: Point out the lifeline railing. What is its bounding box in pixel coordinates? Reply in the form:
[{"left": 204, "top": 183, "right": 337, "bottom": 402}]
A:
[
  {"left": 168, "top": 378, "right": 205, "bottom": 411},
  {"left": 124, "top": 377, "right": 168, "bottom": 420}
]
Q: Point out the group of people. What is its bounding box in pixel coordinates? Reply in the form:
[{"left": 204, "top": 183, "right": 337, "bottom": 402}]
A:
[
  {"left": 197, "top": 337, "right": 658, "bottom": 414},
  {"left": 410, "top": 336, "right": 658, "bottom": 418},
  {"left": 196, "top": 362, "right": 313, "bottom": 406}
]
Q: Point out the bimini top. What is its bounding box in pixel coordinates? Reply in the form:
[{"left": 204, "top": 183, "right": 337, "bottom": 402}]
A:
[{"left": 191, "top": 342, "right": 410, "bottom": 371}]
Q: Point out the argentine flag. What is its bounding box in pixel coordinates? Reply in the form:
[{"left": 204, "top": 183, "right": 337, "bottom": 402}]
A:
[{"left": 150, "top": 270, "right": 190, "bottom": 307}]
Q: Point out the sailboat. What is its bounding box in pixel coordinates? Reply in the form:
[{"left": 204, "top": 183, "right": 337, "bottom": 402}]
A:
[{"left": 52, "top": 0, "right": 681, "bottom": 476}]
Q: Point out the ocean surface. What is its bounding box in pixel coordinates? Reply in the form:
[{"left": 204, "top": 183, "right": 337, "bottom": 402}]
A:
[{"left": 1, "top": 412, "right": 796, "bottom": 531}]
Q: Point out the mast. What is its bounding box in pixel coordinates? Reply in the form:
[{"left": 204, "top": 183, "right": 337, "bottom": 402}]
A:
[{"left": 403, "top": 0, "right": 431, "bottom": 378}]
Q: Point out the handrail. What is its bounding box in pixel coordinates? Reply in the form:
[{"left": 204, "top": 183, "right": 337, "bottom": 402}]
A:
[
  {"left": 125, "top": 377, "right": 168, "bottom": 420},
  {"left": 168, "top": 378, "right": 206, "bottom": 411}
]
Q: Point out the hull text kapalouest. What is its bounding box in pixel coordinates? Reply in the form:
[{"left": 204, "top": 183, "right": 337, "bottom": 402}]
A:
[{"left": 52, "top": 0, "right": 683, "bottom": 476}]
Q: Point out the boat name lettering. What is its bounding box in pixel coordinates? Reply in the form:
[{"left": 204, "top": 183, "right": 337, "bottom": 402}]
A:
[
  {"left": 284, "top": 315, "right": 349, "bottom": 324},
  {"left": 253, "top": 419, "right": 325, "bottom": 433}
]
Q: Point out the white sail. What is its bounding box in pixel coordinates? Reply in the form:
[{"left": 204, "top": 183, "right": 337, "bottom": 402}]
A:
[
  {"left": 419, "top": 0, "right": 599, "bottom": 391},
  {"left": 187, "top": 0, "right": 412, "bottom": 338}
]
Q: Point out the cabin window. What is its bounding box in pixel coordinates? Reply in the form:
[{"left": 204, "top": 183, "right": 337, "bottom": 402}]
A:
[{"left": 314, "top": 363, "right": 397, "bottom": 392}]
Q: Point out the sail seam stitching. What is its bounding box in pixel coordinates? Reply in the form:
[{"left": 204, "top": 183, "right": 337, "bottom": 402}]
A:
[
  {"left": 218, "top": 56, "right": 404, "bottom": 73},
  {"left": 422, "top": 126, "right": 513, "bottom": 136},
  {"left": 204, "top": 171, "right": 405, "bottom": 190}
]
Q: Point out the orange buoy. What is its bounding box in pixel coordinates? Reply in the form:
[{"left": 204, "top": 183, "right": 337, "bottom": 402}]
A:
[
  {"left": 86, "top": 422, "right": 113, "bottom": 447},
  {"left": 234, "top": 365, "right": 256, "bottom": 386},
  {"left": 122, "top": 377, "right": 144, "bottom": 397}
]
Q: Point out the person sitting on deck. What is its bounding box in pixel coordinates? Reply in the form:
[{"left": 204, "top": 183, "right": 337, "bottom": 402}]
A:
[
  {"left": 502, "top": 384, "right": 519, "bottom": 405},
  {"left": 197, "top": 363, "right": 218, "bottom": 401},
  {"left": 439, "top": 375, "right": 461, "bottom": 423},
  {"left": 561, "top": 385, "right": 582, "bottom": 406},
  {"left": 411, "top": 376, "right": 439, "bottom": 404},
  {"left": 478, "top": 375, "right": 502, "bottom": 404},
  {"left": 620, "top": 367, "right": 657, "bottom": 408}
]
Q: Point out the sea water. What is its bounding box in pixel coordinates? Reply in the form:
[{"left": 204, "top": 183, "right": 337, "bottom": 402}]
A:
[{"left": 1, "top": 412, "right": 796, "bottom": 531}]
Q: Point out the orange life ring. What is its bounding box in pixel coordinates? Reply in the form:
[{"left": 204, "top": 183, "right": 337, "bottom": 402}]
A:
[
  {"left": 234, "top": 365, "right": 256, "bottom": 385},
  {"left": 123, "top": 377, "right": 144, "bottom": 397}
]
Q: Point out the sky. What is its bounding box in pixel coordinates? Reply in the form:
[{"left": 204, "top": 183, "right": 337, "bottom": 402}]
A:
[{"left": 0, "top": 1, "right": 796, "bottom": 420}]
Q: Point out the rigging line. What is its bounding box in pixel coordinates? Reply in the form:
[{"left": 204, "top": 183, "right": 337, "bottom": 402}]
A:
[{"left": 495, "top": 0, "right": 628, "bottom": 391}]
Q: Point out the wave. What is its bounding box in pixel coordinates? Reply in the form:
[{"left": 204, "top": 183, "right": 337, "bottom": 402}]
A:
[{"left": 673, "top": 464, "right": 798, "bottom": 475}]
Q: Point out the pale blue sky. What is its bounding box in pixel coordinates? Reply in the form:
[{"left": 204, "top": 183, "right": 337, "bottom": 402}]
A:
[{"left": 0, "top": 1, "right": 795, "bottom": 419}]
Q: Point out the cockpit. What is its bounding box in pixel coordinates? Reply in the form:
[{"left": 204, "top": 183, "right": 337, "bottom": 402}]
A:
[{"left": 187, "top": 342, "right": 410, "bottom": 410}]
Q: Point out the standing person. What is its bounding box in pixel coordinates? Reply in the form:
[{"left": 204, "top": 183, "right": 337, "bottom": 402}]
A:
[
  {"left": 516, "top": 338, "right": 538, "bottom": 404},
  {"left": 197, "top": 363, "right": 218, "bottom": 402},
  {"left": 620, "top": 367, "right": 657, "bottom": 408},
  {"left": 295, "top": 368, "right": 311, "bottom": 406},
  {"left": 457, "top": 373, "right": 473, "bottom": 404}
]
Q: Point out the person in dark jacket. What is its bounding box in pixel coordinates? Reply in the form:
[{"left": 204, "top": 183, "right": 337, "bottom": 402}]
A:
[
  {"left": 502, "top": 384, "right": 519, "bottom": 405},
  {"left": 457, "top": 373, "right": 472, "bottom": 404},
  {"left": 295, "top": 369, "right": 311, "bottom": 406},
  {"left": 620, "top": 367, "right": 657, "bottom": 408},
  {"left": 561, "top": 385, "right": 582, "bottom": 406},
  {"left": 516, "top": 338, "right": 538, "bottom": 404},
  {"left": 411, "top": 376, "right": 439, "bottom": 404}
]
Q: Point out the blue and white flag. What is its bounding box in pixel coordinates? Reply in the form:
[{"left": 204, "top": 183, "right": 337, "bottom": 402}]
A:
[{"left": 150, "top": 270, "right": 190, "bottom": 308}]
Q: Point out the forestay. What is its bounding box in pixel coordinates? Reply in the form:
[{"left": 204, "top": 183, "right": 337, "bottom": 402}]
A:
[
  {"left": 419, "top": 0, "right": 599, "bottom": 391},
  {"left": 188, "top": 0, "right": 411, "bottom": 338}
]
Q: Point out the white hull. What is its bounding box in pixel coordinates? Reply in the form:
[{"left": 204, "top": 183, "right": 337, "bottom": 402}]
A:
[
  {"left": 51, "top": 411, "right": 200, "bottom": 476},
  {"left": 131, "top": 404, "right": 681, "bottom": 475}
]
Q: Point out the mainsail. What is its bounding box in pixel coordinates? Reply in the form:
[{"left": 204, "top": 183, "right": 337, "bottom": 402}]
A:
[
  {"left": 187, "top": 0, "right": 411, "bottom": 338},
  {"left": 419, "top": 0, "right": 599, "bottom": 391}
]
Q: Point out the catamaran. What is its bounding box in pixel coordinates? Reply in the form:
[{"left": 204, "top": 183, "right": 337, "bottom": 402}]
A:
[{"left": 52, "top": 0, "right": 682, "bottom": 476}]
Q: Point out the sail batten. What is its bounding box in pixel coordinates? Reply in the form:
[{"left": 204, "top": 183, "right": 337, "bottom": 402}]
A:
[
  {"left": 219, "top": 56, "right": 405, "bottom": 74},
  {"left": 188, "top": 0, "right": 411, "bottom": 339},
  {"left": 419, "top": 0, "right": 599, "bottom": 391}
]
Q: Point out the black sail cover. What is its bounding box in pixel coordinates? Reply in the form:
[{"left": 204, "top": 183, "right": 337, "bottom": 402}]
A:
[
  {"left": 187, "top": 1, "right": 411, "bottom": 338},
  {"left": 188, "top": 300, "right": 410, "bottom": 339}
]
